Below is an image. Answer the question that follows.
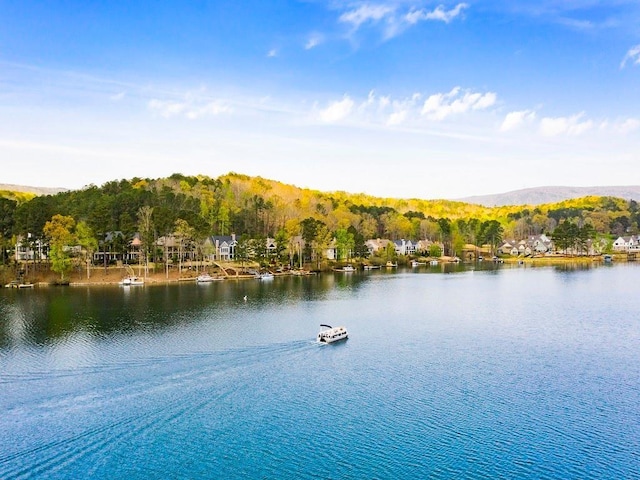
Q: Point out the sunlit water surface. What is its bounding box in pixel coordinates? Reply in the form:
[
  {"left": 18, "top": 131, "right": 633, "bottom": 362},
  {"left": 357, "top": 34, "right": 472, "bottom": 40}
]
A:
[{"left": 1, "top": 264, "right": 639, "bottom": 479}]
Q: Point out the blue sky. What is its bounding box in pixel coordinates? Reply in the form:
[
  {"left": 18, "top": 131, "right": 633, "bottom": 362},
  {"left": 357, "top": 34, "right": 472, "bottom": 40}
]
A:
[{"left": 1, "top": 1, "right": 639, "bottom": 199}]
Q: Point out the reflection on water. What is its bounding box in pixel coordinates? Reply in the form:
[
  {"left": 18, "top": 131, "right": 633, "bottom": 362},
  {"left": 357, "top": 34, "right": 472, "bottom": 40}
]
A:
[{"left": 1, "top": 264, "right": 639, "bottom": 479}]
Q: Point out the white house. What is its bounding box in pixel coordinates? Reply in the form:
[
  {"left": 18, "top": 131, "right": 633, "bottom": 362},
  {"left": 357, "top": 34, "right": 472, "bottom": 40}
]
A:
[
  {"left": 528, "top": 234, "right": 553, "bottom": 253},
  {"left": 393, "top": 239, "right": 416, "bottom": 256},
  {"left": 612, "top": 235, "right": 640, "bottom": 252},
  {"left": 14, "top": 234, "right": 47, "bottom": 261}
]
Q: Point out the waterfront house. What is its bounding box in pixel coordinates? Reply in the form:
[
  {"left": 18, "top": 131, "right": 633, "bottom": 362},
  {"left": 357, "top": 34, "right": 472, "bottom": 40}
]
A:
[
  {"left": 393, "top": 239, "right": 417, "bottom": 256},
  {"left": 365, "top": 238, "right": 392, "bottom": 256},
  {"left": 528, "top": 234, "right": 553, "bottom": 253},
  {"left": 94, "top": 231, "right": 141, "bottom": 264},
  {"left": 14, "top": 234, "right": 48, "bottom": 262},
  {"left": 498, "top": 241, "right": 518, "bottom": 256},
  {"left": 208, "top": 234, "right": 237, "bottom": 261},
  {"left": 613, "top": 236, "right": 638, "bottom": 252}
]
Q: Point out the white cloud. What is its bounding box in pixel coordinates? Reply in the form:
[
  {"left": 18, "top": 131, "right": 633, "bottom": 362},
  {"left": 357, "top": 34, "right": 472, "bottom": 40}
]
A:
[
  {"left": 621, "top": 44, "right": 640, "bottom": 68},
  {"left": 421, "top": 87, "right": 497, "bottom": 120},
  {"left": 148, "top": 97, "right": 231, "bottom": 119},
  {"left": 617, "top": 118, "right": 640, "bottom": 134},
  {"left": 539, "top": 113, "right": 593, "bottom": 136},
  {"left": 267, "top": 49, "right": 278, "bottom": 58},
  {"left": 339, "top": 4, "right": 395, "bottom": 29},
  {"left": 305, "top": 34, "right": 324, "bottom": 50},
  {"left": 500, "top": 110, "right": 536, "bottom": 132},
  {"left": 319, "top": 95, "right": 355, "bottom": 123},
  {"left": 337, "top": 2, "right": 468, "bottom": 39},
  {"left": 318, "top": 88, "right": 499, "bottom": 128},
  {"left": 405, "top": 3, "right": 469, "bottom": 24},
  {"left": 387, "top": 110, "right": 407, "bottom": 126}
]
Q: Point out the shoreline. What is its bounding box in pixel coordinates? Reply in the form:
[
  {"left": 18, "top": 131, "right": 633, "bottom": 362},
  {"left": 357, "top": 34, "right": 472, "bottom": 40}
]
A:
[{"left": 4, "top": 254, "right": 628, "bottom": 288}]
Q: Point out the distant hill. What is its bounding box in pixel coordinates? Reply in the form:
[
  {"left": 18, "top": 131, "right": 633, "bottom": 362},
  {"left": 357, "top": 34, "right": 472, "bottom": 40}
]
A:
[
  {"left": 0, "top": 184, "right": 67, "bottom": 196},
  {"left": 458, "top": 186, "right": 640, "bottom": 207}
]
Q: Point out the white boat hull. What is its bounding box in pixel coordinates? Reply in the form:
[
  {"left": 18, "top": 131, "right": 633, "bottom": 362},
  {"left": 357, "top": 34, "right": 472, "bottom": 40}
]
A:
[{"left": 317, "top": 325, "right": 348, "bottom": 343}]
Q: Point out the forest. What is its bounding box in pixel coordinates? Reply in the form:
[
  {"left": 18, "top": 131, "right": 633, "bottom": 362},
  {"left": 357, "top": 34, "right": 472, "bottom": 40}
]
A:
[{"left": 1, "top": 172, "right": 639, "bottom": 271}]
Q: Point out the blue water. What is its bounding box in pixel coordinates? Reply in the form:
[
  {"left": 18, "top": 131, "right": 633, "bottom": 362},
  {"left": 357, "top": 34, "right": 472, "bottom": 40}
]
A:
[{"left": 1, "top": 264, "right": 639, "bottom": 478}]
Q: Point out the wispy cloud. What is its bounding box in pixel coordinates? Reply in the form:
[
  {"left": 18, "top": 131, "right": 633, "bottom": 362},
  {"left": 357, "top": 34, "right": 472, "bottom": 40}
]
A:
[
  {"left": 337, "top": 2, "right": 469, "bottom": 40},
  {"left": 339, "top": 4, "right": 395, "bottom": 29},
  {"left": 615, "top": 117, "right": 640, "bottom": 134},
  {"left": 500, "top": 110, "right": 536, "bottom": 132},
  {"left": 318, "top": 95, "right": 355, "bottom": 123},
  {"left": 405, "top": 3, "right": 468, "bottom": 25},
  {"left": 305, "top": 33, "right": 324, "bottom": 50},
  {"left": 421, "top": 87, "right": 497, "bottom": 120},
  {"left": 620, "top": 44, "right": 640, "bottom": 68},
  {"left": 267, "top": 48, "right": 278, "bottom": 58},
  {"left": 148, "top": 96, "right": 232, "bottom": 119},
  {"left": 539, "top": 112, "right": 593, "bottom": 136}
]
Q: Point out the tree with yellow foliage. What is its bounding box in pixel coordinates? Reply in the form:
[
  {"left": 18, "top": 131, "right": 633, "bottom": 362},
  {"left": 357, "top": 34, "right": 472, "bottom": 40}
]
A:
[{"left": 43, "top": 214, "right": 76, "bottom": 281}]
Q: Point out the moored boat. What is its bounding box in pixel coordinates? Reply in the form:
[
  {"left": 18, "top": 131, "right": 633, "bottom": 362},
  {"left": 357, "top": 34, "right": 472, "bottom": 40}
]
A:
[
  {"left": 196, "top": 273, "right": 223, "bottom": 282},
  {"left": 119, "top": 276, "right": 144, "bottom": 286},
  {"left": 317, "top": 324, "right": 348, "bottom": 343},
  {"left": 5, "top": 280, "right": 34, "bottom": 288},
  {"left": 334, "top": 265, "right": 355, "bottom": 272}
]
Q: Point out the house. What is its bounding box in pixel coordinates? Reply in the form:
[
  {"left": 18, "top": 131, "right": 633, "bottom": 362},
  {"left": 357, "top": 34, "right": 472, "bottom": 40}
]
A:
[
  {"left": 527, "top": 234, "right": 553, "bottom": 253},
  {"left": 14, "top": 234, "right": 48, "bottom": 262},
  {"left": 94, "top": 231, "right": 141, "bottom": 264},
  {"left": 498, "top": 240, "right": 522, "bottom": 256},
  {"left": 365, "top": 238, "right": 392, "bottom": 256},
  {"left": 415, "top": 239, "right": 432, "bottom": 254},
  {"left": 393, "top": 239, "right": 416, "bottom": 256},
  {"left": 613, "top": 236, "right": 638, "bottom": 252},
  {"left": 517, "top": 240, "right": 532, "bottom": 256},
  {"left": 324, "top": 239, "right": 337, "bottom": 260},
  {"left": 155, "top": 234, "right": 181, "bottom": 262},
  {"left": 266, "top": 238, "right": 278, "bottom": 258},
  {"left": 208, "top": 234, "right": 237, "bottom": 261}
]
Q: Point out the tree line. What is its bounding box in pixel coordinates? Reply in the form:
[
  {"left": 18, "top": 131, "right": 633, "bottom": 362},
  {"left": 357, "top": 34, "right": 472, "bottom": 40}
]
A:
[{"left": 1, "top": 173, "right": 638, "bottom": 273}]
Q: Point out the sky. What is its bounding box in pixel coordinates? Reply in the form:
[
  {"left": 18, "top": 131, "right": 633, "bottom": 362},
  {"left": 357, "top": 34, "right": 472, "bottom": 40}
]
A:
[{"left": 1, "top": 0, "right": 639, "bottom": 199}]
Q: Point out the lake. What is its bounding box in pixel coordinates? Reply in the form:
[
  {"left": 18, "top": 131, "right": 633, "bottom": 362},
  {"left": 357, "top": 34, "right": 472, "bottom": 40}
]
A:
[{"left": 1, "top": 263, "right": 639, "bottom": 479}]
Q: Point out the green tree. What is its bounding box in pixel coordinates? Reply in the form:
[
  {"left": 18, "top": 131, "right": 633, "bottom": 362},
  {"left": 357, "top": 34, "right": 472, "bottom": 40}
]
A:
[
  {"left": 300, "top": 217, "right": 324, "bottom": 263},
  {"left": 0, "top": 197, "right": 16, "bottom": 265},
  {"left": 478, "top": 220, "right": 504, "bottom": 255},
  {"left": 43, "top": 214, "right": 76, "bottom": 281},
  {"left": 174, "top": 218, "right": 195, "bottom": 274},
  {"left": 75, "top": 221, "right": 98, "bottom": 279},
  {"left": 437, "top": 218, "right": 452, "bottom": 255},
  {"left": 234, "top": 234, "right": 252, "bottom": 271},
  {"left": 274, "top": 228, "right": 289, "bottom": 263},
  {"left": 349, "top": 226, "right": 368, "bottom": 259},
  {"left": 334, "top": 228, "right": 355, "bottom": 261}
]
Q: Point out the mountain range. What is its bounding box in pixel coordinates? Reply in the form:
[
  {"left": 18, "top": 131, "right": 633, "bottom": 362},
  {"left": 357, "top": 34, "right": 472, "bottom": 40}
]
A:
[
  {"left": 457, "top": 186, "right": 640, "bottom": 207},
  {"left": 0, "top": 183, "right": 68, "bottom": 196}
]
